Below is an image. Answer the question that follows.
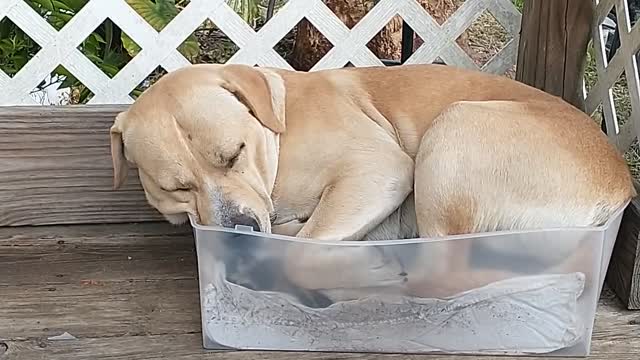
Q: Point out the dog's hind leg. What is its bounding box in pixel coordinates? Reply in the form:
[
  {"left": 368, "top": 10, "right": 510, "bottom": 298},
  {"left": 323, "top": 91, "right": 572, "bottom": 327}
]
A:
[{"left": 405, "top": 100, "right": 632, "bottom": 299}]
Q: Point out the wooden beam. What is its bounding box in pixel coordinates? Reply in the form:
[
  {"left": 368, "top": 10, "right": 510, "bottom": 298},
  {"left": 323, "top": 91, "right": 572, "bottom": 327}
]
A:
[
  {"left": 606, "top": 189, "right": 640, "bottom": 310},
  {"left": 0, "top": 105, "right": 162, "bottom": 226},
  {"left": 515, "top": 0, "right": 594, "bottom": 110}
]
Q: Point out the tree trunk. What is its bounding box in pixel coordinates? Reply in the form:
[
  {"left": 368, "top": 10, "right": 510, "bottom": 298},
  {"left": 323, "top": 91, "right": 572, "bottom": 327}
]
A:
[{"left": 289, "top": 0, "right": 466, "bottom": 71}]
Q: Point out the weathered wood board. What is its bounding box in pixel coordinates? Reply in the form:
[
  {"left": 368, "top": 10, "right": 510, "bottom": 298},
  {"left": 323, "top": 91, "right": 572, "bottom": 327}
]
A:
[
  {"left": 0, "top": 106, "right": 162, "bottom": 226},
  {"left": 1, "top": 222, "right": 640, "bottom": 359},
  {"left": 515, "top": 0, "right": 594, "bottom": 111},
  {"left": 606, "top": 195, "right": 640, "bottom": 309}
]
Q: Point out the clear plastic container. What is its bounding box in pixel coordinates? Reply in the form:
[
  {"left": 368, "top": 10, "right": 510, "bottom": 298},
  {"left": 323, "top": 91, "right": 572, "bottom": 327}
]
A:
[{"left": 190, "top": 202, "right": 627, "bottom": 356}]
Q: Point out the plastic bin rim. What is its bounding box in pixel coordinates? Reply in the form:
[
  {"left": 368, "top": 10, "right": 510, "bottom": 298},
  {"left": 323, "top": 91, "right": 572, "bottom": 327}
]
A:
[{"left": 188, "top": 200, "right": 630, "bottom": 246}]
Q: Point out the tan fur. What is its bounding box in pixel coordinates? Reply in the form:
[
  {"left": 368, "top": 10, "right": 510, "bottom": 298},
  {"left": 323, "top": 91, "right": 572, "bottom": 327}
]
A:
[{"left": 110, "top": 63, "right": 635, "bottom": 300}]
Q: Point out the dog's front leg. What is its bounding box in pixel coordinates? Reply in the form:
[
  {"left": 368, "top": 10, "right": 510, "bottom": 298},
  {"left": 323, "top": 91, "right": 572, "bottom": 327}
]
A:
[
  {"left": 283, "top": 155, "right": 415, "bottom": 297},
  {"left": 297, "top": 176, "right": 412, "bottom": 241}
]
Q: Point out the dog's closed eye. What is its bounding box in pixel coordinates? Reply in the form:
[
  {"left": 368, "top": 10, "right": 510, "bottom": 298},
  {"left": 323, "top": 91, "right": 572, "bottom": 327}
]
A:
[
  {"left": 161, "top": 186, "right": 190, "bottom": 192},
  {"left": 225, "top": 142, "right": 245, "bottom": 168},
  {"left": 160, "top": 183, "right": 191, "bottom": 192}
]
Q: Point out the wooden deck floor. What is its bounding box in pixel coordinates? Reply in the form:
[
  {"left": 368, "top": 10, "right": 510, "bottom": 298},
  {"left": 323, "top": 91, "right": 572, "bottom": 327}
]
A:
[{"left": 1, "top": 222, "right": 640, "bottom": 360}]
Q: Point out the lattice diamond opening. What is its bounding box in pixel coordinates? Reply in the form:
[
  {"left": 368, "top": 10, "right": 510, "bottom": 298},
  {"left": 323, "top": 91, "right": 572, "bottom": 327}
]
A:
[
  {"left": 0, "top": 17, "right": 41, "bottom": 77},
  {"left": 584, "top": 40, "right": 599, "bottom": 94},
  {"left": 191, "top": 19, "right": 239, "bottom": 64},
  {"left": 275, "top": 18, "right": 334, "bottom": 71},
  {"left": 226, "top": 0, "right": 263, "bottom": 28},
  {"left": 129, "top": 65, "right": 168, "bottom": 99},
  {"left": 365, "top": 16, "right": 421, "bottom": 65},
  {"left": 25, "top": 0, "right": 90, "bottom": 30},
  {"left": 366, "top": 16, "right": 404, "bottom": 64},
  {"left": 31, "top": 65, "right": 95, "bottom": 105},
  {"left": 590, "top": 103, "right": 605, "bottom": 128},
  {"left": 611, "top": 70, "right": 633, "bottom": 128},
  {"left": 624, "top": 140, "right": 640, "bottom": 179},
  {"left": 457, "top": 10, "right": 512, "bottom": 68},
  {"left": 78, "top": 19, "right": 141, "bottom": 79},
  {"left": 325, "top": 0, "right": 376, "bottom": 30},
  {"left": 599, "top": 2, "right": 619, "bottom": 69},
  {"left": 125, "top": 0, "right": 191, "bottom": 31},
  {"left": 423, "top": 0, "right": 464, "bottom": 25}
]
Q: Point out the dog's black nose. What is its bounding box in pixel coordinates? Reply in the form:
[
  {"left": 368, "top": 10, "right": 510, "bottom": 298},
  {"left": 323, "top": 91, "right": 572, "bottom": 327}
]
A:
[{"left": 229, "top": 214, "right": 260, "bottom": 231}]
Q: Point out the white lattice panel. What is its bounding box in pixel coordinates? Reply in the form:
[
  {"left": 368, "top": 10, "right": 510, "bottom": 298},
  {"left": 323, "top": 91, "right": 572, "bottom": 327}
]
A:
[
  {"left": 0, "top": 0, "right": 521, "bottom": 105},
  {"left": 584, "top": 0, "right": 640, "bottom": 152}
]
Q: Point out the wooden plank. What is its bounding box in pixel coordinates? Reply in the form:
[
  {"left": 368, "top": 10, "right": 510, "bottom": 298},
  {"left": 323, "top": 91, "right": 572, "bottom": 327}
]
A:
[
  {"left": 0, "top": 222, "right": 195, "bottom": 286},
  {"left": 0, "top": 333, "right": 635, "bottom": 360},
  {"left": 0, "top": 280, "right": 201, "bottom": 340},
  {"left": 515, "top": 0, "right": 594, "bottom": 110},
  {"left": 606, "top": 194, "right": 640, "bottom": 310},
  {"left": 2, "top": 222, "right": 640, "bottom": 359},
  {"left": 0, "top": 105, "right": 163, "bottom": 226},
  {"left": 0, "top": 222, "right": 199, "bottom": 340},
  {"left": 1, "top": 291, "right": 639, "bottom": 360}
]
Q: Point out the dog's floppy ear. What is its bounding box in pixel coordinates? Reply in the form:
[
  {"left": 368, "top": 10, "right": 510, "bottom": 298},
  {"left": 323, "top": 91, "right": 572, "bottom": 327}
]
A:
[
  {"left": 220, "top": 64, "right": 285, "bottom": 133},
  {"left": 110, "top": 112, "right": 129, "bottom": 190}
]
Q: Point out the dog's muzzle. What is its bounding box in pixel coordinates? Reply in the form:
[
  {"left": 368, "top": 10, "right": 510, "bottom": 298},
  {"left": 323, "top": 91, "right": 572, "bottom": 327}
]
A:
[{"left": 226, "top": 213, "right": 260, "bottom": 231}]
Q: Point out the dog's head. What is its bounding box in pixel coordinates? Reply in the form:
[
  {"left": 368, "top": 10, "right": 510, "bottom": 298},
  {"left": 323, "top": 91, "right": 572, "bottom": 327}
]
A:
[{"left": 109, "top": 64, "right": 286, "bottom": 232}]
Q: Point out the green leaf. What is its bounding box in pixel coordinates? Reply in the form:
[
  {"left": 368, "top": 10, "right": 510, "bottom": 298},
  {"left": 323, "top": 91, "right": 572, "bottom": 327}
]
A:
[
  {"left": 52, "top": 0, "right": 73, "bottom": 12},
  {"left": 83, "top": 34, "right": 100, "bottom": 49},
  {"left": 124, "top": 0, "right": 200, "bottom": 59},
  {"left": 64, "top": 0, "right": 88, "bottom": 12},
  {"left": 48, "top": 11, "right": 73, "bottom": 24},
  {"left": 125, "top": 0, "right": 178, "bottom": 32},
  {"left": 0, "top": 38, "right": 14, "bottom": 50},
  {"left": 80, "top": 38, "right": 101, "bottom": 59},
  {"left": 178, "top": 34, "right": 200, "bottom": 61},
  {"left": 30, "top": 0, "right": 55, "bottom": 11},
  {"left": 103, "top": 49, "right": 128, "bottom": 67},
  {"left": 49, "top": 17, "right": 67, "bottom": 30},
  {"left": 78, "top": 87, "right": 92, "bottom": 103},
  {"left": 121, "top": 33, "right": 141, "bottom": 58},
  {"left": 59, "top": 76, "right": 76, "bottom": 89},
  {"left": 53, "top": 66, "right": 80, "bottom": 88},
  {"left": 0, "top": 42, "right": 12, "bottom": 55},
  {"left": 85, "top": 53, "right": 103, "bottom": 64},
  {"left": 90, "top": 33, "right": 106, "bottom": 44},
  {"left": 12, "top": 54, "right": 28, "bottom": 70},
  {"left": 0, "top": 18, "right": 13, "bottom": 38},
  {"left": 100, "top": 62, "right": 121, "bottom": 77},
  {"left": 130, "top": 87, "right": 143, "bottom": 98},
  {"left": 227, "top": 0, "right": 259, "bottom": 26}
]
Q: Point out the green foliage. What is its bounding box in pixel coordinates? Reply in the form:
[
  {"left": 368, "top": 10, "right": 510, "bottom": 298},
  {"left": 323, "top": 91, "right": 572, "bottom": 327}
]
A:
[
  {"left": 0, "top": 0, "right": 248, "bottom": 103},
  {"left": 0, "top": 19, "right": 41, "bottom": 76},
  {"left": 511, "top": 0, "right": 524, "bottom": 12},
  {"left": 0, "top": 0, "right": 265, "bottom": 103},
  {"left": 227, "top": 0, "right": 260, "bottom": 27},
  {"left": 122, "top": 0, "right": 199, "bottom": 61},
  {"left": 27, "top": 0, "right": 88, "bottom": 30}
]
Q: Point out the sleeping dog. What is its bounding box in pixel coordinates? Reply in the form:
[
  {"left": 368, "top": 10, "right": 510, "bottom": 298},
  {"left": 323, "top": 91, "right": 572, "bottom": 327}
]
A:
[{"left": 110, "top": 63, "right": 634, "bottom": 302}]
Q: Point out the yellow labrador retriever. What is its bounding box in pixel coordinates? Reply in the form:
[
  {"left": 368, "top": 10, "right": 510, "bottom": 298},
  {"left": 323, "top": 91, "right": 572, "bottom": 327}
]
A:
[{"left": 110, "top": 63, "right": 634, "bottom": 300}]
